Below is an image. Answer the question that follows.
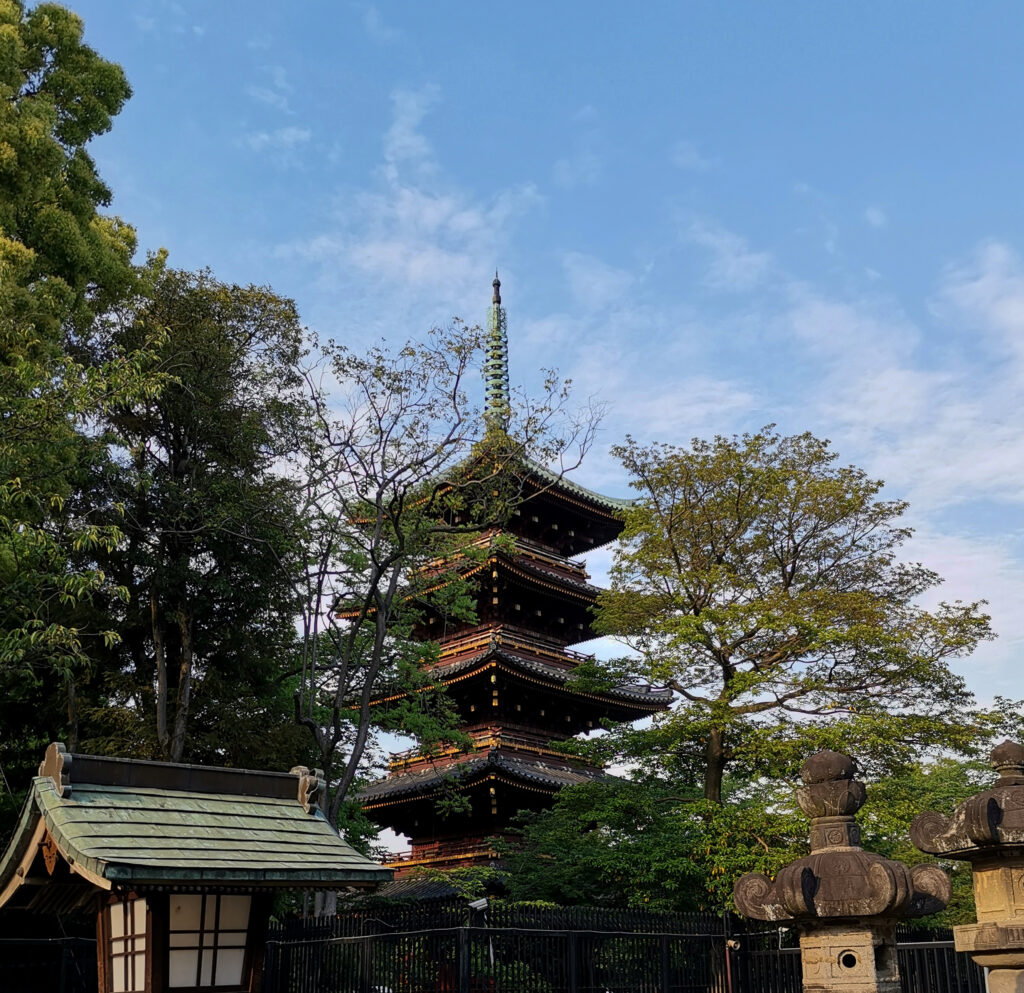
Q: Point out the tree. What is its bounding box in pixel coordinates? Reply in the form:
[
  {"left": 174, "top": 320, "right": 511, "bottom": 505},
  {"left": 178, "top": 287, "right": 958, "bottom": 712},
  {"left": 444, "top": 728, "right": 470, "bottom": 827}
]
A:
[
  {"left": 590, "top": 427, "right": 996, "bottom": 803},
  {"left": 294, "top": 323, "right": 600, "bottom": 827},
  {"left": 501, "top": 775, "right": 807, "bottom": 912},
  {"left": 77, "top": 268, "right": 312, "bottom": 765},
  {"left": 0, "top": 0, "right": 158, "bottom": 821}
]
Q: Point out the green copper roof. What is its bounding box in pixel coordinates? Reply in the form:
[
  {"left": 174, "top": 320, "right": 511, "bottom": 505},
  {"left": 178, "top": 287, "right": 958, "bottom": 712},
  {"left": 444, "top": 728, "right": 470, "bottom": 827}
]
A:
[
  {"left": 524, "top": 457, "right": 634, "bottom": 514},
  {"left": 0, "top": 747, "right": 391, "bottom": 898}
]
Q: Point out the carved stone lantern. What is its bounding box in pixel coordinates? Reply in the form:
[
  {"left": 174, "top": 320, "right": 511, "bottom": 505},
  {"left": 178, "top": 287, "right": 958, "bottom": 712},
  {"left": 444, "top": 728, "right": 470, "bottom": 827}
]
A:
[
  {"left": 912, "top": 740, "right": 1024, "bottom": 993},
  {"left": 734, "top": 750, "right": 950, "bottom": 993}
]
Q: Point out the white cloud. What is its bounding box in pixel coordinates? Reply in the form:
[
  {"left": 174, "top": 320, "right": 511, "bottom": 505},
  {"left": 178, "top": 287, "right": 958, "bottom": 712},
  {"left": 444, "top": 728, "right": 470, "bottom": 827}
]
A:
[
  {"left": 937, "top": 240, "right": 1024, "bottom": 366},
  {"left": 562, "top": 252, "right": 634, "bottom": 311},
  {"left": 273, "top": 84, "right": 542, "bottom": 334},
  {"left": 671, "top": 139, "right": 713, "bottom": 171},
  {"left": 363, "top": 5, "right": 400, "bottom": 43},
  {"left": 245, "top": 66, "right": 293, "bottom": 113},
  {"left": 553, "top": 150, "right": 603, "bottom": 189},
  {"left": 687, "top": 220, "right": 772, "bottom": 292},
  {"left": 382, "top": 85, "right": 441, "bottom": 182},
  {"left": 912, "top": 529, "right": 1024, "bottom": 701},
  {"left": 245, "top": 126, "right": 311, "bottom": 152},
  {"left": 865, "top": 205, "right": 887, "bottom": 227}
]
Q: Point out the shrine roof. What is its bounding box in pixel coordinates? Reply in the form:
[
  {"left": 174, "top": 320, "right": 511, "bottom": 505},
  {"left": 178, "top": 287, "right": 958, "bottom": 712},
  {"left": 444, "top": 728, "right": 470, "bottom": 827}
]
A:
[
  {"left": 0, "top": 745, "right": 392, "bottom": 905},
  {"left": 434, "top": 647, "right": 673, "bottom": 708},
  {"left": 357, "top": 749, "right": 606, "bottom": 806},
  {"left": 524, "top": 458, "right": 633, "bottom": 515}
]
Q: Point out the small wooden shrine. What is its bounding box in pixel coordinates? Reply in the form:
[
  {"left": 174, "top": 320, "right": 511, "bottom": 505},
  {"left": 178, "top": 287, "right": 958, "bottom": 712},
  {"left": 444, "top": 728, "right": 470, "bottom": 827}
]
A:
[
  {"left": 0, "top": 743, "right": 391, "bottom": 992},
  {"left": 357, "top": 276, "right": 671, "bottom": 874}
]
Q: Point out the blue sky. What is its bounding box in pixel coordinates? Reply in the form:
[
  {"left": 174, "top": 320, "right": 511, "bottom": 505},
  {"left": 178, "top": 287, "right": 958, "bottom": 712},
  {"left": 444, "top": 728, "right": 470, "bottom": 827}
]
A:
[{"left": 72, "top": 2, "right": 1024, "bottom": 709}]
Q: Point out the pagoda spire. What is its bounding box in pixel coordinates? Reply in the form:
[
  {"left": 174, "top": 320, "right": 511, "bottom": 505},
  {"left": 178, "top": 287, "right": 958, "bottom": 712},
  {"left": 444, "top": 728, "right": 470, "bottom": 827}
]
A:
[{"left": 483, "top": 271, "right": 510, "bottom": 425}]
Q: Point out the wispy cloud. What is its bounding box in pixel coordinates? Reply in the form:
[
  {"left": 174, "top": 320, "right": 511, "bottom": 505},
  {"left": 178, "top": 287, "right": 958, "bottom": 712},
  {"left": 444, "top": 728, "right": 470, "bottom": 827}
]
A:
[
  {"left": 245, "top": 126, "right": 311, "bottom": 152},
  {"left": 670, "top": 139, "right": 713, "bottom": 171},
  {"left": 553, "top": 150, "right": 602, "bottom": 189},
  {"left": 562, "top": 252, "right": 634, "bottom": 311},
  {"left": 274, "top": 83, "right": 542, "bottom": 333},
  {"left": 245, "top": 65, "right": 293, "bottom": 113},
  {"left": 865, "top": 205, "right": 887, "bottom": 227},
  {"left": 687, "top": 220, "right": 772, "bottom": 292},
  {"left": 382, "top": 86, "right": 440, "bottom": 181},
  {"left": 363, "top": 4, "right": 400, "bottom": 44},
  {"left": 936, "top": 240, "right": 1024, "bottom": 366}
]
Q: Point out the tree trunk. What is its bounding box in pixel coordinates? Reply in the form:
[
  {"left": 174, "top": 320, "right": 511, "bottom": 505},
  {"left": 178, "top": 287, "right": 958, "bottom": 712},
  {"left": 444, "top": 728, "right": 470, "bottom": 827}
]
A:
[
  {"left": 153, "top": 591, "right": 170, "bottom": 760},
  {"left": 704, "top": 727, "right": 725, "bottom": 803},
  {"left": 169, "top": 607, "right": 194, "bottom": 763}
]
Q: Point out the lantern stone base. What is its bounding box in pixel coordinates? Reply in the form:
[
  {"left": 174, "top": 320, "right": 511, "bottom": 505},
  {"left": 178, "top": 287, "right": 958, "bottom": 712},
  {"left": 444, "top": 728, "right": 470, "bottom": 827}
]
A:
[{"left": 799, "top": 925, "right": 900, "bottom": 993}]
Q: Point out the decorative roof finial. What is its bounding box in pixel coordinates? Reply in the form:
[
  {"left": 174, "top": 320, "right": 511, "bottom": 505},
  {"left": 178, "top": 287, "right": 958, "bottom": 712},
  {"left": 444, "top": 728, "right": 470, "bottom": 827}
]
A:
[{"left": 483, "top": 271, "right": 510, "bottom": 426}]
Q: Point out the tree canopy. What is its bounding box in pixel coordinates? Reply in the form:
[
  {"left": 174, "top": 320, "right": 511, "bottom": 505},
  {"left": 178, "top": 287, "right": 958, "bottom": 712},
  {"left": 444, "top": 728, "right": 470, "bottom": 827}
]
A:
[{"left": 591, "top": 427, "right": 997, "bottom": 803}]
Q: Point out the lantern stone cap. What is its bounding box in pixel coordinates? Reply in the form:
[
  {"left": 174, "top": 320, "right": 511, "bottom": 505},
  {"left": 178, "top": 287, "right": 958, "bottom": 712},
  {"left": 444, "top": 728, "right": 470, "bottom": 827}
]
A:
[
  {"left": 912, "top": 740, "right": 1024, "bottom": 859},
  {"left": 735, "top": 750, "right": 950, "bottom": 925},
  {"left": 0, "top": 743, "right": 392, "bottom": 911}
]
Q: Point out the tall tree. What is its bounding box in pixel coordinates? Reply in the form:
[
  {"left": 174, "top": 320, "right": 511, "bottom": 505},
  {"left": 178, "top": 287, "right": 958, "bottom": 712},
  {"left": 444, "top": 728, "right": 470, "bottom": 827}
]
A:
[
  {"left": 88, "top": 268, "right": 309, "bottom": 764},
  {"left": 295, "top": 324, "right": 600, "bottom": 826},
  {"left": 590, "top": 427, "right": 996, "bottom": 803},
  {"left": 0, "top": 0, "right": 156, "bottom": 821}
]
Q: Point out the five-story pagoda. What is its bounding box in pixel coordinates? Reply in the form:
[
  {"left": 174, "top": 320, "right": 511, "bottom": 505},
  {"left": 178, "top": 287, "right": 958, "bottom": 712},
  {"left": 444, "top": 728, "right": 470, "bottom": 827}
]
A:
[{"left": 356, "top": 276, "right": 670, "bottom": 874}]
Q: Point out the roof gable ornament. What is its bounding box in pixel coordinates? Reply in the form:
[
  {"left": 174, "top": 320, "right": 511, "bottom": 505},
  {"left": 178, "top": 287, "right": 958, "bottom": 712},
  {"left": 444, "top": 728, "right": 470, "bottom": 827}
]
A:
[
  {"left": 290, "top": 765, "right": 326, "bottom": 813},
  {"left": 38, "top": 741, "right": 71, "bottom": 798}
]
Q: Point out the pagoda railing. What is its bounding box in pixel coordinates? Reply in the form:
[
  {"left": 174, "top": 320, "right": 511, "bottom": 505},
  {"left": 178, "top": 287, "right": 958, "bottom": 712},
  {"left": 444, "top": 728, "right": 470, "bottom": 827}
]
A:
[
  {"left": 417, "top": 531, "right": 588, "bottom": 578},
  {"left": 384, "top": 837, "right": 500, "bottom": 869},
  {"left": 436, "top": 625, "right": 594, "bottom": 666},
  {"left": 388, "top": 727, "right": 576, "bottom": 769}
]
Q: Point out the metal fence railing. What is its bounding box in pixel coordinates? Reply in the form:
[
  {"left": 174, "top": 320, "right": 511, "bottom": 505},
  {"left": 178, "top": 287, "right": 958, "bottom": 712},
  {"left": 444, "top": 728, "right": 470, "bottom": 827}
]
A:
[
  {"left": 263, "top": 926, "right": 724, "bottom": 993},
  {"left": 264, "top": 914, "right": 988, "bottom": 993}
]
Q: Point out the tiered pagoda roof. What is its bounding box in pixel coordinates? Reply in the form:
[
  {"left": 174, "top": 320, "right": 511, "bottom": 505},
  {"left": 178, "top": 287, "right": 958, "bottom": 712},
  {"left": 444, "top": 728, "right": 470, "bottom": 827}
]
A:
[{"left": 356, "top": 275, "right": 669, "bottom": 874}]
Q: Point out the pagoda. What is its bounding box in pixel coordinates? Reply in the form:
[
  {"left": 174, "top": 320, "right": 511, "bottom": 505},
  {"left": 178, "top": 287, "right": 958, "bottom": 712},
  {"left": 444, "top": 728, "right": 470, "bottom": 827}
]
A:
[{"left": 357, "top": 276, "right": 671, "bottom": 875}]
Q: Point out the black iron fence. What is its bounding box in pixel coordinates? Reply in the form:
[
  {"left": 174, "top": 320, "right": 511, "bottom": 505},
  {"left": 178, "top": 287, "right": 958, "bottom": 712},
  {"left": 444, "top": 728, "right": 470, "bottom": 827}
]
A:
[
  {"left": 264, "top": 913, "right": 988, "bottom": 993},
  {"left": 264, "top": 926, "right": 724, "bottom": 993},
  {"left": 0, "top": 937, "right": 98, "bottom": 993}
]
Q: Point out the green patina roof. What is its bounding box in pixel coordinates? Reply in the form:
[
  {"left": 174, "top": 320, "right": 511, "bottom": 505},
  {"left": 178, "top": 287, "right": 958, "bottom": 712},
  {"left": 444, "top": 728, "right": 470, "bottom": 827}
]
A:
[
  {"left": 0, "top": 749, "right": 392, "bottom": 900},
  {"left": 524, "top": 457, "right": 634, "bottom": 514}
]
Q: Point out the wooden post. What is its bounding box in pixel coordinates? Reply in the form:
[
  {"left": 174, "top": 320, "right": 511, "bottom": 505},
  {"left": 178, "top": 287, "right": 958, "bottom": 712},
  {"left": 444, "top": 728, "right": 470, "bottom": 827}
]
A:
[{"left": 457, "top": 927, "right": 470, "bottom": 993}]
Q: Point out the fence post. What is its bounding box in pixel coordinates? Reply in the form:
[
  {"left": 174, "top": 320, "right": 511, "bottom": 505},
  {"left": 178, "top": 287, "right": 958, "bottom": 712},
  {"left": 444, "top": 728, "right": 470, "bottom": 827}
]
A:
[
  {"left": 457, "top": 927, "right": 470, "bottom": 993},
  {"left": 567, "top": 930, "right": 578, "bottom": 993},
  {"left": 660, "top": 932, "right": 671, "bottom": 993}
]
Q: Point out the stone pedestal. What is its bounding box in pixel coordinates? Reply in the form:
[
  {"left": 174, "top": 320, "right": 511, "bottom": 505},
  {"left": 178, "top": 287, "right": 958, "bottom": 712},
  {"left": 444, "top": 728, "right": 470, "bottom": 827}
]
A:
[
  {"left": 734, "top": 750, "right": 950, "bottom": 993},
  {"left": 912, "top": 741, "right": 1024, "bottom": 993},
  {"left": 799, "top": 925, "right": 899, "bottom": 993}
]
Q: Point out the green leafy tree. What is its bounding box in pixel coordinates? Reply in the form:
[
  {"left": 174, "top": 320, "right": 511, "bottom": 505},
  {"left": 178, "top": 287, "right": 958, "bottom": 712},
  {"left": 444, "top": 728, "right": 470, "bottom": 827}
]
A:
[
  {"left": 295, "top": 324, "right": 601, "bottom": 827},
  {"left": 502, "top": 776, "right": 807, "bottom": 912},
  {"left": 590, "top": 427, "right": 996, "bottom": 804},
  {"left": 85, "top": 268, "right": 310, "bottom": 765},
  {"left": 0, "top": 0, "right": 159, "bottom": 825}
]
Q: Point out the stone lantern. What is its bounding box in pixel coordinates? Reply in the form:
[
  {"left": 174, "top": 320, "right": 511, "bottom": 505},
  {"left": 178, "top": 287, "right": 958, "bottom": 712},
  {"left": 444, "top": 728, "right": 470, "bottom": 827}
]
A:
[
  {"left": 734, "top": 750, "right": 950, "bottom": 993},
  {"left": 911, "top": 740, "right": 1024, "bottom": 993}
]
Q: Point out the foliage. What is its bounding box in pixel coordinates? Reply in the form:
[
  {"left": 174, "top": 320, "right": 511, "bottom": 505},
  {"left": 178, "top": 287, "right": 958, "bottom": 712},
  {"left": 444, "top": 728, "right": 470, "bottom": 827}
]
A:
[
  {"left": 501, "top": 775, "right": 807, "bottom": 912},
  {"left": 83, "top": 267, "right": 311, "bottom": 764},
  {"left": 0, "top": 0, "right": 160, "bottom": 831},
  {"left": 294, "top": 323, "right": 600, "bottom": 824},
  {"left": 504, "top": 753, "right": 1007, "bottom": 920},
  {"left": 588, "top": 426, "right": 997, "bottom": 803}
]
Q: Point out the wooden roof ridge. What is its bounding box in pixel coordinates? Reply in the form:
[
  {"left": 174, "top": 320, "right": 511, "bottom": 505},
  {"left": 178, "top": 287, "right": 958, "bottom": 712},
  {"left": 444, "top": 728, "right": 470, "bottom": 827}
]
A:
[{"left": 35, "top": 744, "right": 304, "bottom": 800}]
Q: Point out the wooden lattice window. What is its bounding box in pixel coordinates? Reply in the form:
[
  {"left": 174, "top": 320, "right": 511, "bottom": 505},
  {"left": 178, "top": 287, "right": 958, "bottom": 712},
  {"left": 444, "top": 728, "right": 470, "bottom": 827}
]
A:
[
  {"left": 108, "top": 896, "right": 148, "bottom": 993},
  {"left": 168, "top": 893, "right": 251, "bottom": 990}
]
